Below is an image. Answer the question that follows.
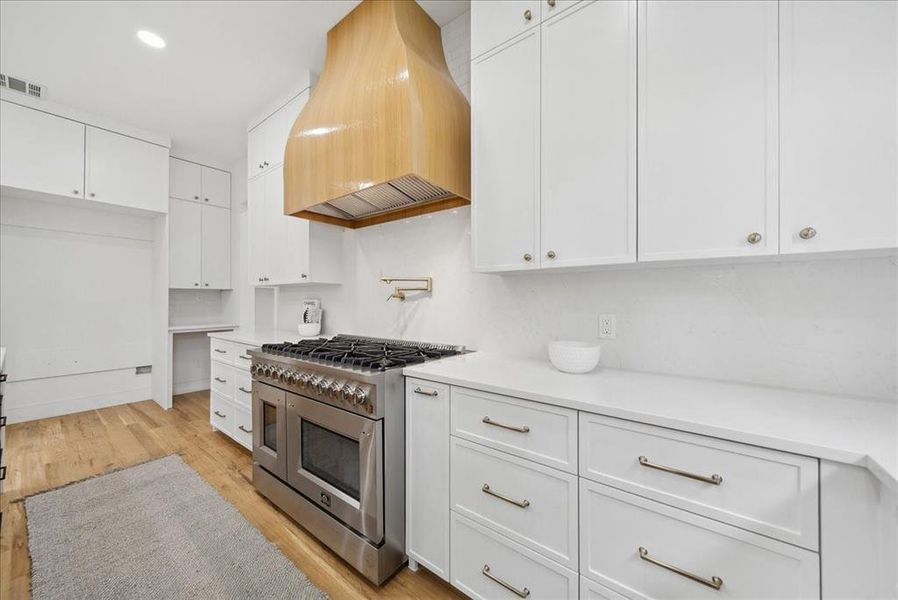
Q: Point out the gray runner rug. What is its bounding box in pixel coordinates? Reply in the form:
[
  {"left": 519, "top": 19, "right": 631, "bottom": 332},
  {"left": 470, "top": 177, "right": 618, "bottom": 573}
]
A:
[{"left": 25, "top": 454, "right": 328, "bottom": 599}]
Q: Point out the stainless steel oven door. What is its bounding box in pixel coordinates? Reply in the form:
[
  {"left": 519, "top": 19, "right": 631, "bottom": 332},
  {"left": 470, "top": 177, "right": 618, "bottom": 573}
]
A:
[
  {"left": 286, "top": 392, "right": 384, "bottom": 544},
  {"left": 252, "top": 382, "right": 287, "bottom": 480}
]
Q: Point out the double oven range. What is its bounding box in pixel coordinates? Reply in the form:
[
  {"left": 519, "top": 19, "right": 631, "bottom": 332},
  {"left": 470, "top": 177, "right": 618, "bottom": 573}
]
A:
[{"left": 249, "top": 335, "right": 463, "bottom": 584}]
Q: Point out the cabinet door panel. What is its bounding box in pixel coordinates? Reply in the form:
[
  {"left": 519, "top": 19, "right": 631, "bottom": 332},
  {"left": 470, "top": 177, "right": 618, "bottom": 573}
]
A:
[
  {"left": 637, "top": 0, "right": 778, "bottom": 261},
  {"left": 169, "top": 157, "right": 201, "bottom": 202},
  {"left": 0, "top": 101, "right": 85, "bottom": 199},
  {"left": 201, "top": 204, "right": 231, "bottom": 289},
  {"left": 471, "top": 0, "right": 541, "bottom": 59},
  {"left": 265, "top": 107, "right": 288, "bottom": 170},
  {"left": 264, "top": 166, "right": 287, "bottom": 284},
  {"left": 282, "top": 214, "right": 311, "bottom": 283},
  {"left": 780, "top": 0, "right": 897, "bottom": 253},
  {"left": 541, "top": 0, "right": 636, "bottom": 267},
  {"left": 169, "top": 198, "right": 202, "bottom": 289},
  {"left": 247, "top": 120, "right": 267, "bottom": 179},
  {"left": 472, "top": 31, "right": 540, "bottom": 272},
  {"left": 85, "top": 126, "right": 168, "bottom": 213},
  {"left": 247, "top": 176, "right": 267, "bottom": 285},
  {"left": 201, "top": 167, "right": 230, "bottom": 209}
]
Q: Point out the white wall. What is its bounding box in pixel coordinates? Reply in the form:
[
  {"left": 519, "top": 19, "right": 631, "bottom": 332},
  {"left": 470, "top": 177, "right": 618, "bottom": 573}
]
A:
[{"left": 0, "top": 193, "right": 156, "bottom": 421}]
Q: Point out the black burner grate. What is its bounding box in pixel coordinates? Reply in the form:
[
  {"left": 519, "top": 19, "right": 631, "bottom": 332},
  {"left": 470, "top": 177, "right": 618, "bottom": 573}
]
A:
[{"left": 260, "top": 335, "right": 462, "bottom": 372}]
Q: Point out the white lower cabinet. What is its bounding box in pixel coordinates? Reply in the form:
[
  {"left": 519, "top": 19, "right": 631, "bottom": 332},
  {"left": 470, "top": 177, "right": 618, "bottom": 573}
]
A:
[
  {"left": 407, "top": 377, "right": 830, "bottom": 600},
  {"left": 210, "top": 393, "right": 234, "bottom": 437},
  {"left": 210, "top": 339, "right": 254, "bottom": 451},
  {"left": 579, "top": 480, "right": 820, "bottom": 599},
  {"left": 451, "top": 512, "right": 579, "bottom": 600}
]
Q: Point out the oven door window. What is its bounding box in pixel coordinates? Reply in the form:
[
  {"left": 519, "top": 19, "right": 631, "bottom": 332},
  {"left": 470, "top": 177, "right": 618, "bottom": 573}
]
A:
[
  {"left": 263, "top": 402, "right": 278, "bottom": 452},
  {"left": 301, "top": 419, "right": 360, "bottom": 501}
]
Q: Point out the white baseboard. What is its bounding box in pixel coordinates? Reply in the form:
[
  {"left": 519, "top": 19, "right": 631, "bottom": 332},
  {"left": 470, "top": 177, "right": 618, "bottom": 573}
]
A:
[
  {"left": 173, "top": 379, "right": 210, "bottom": 396},
  {"left": 4, "top": 387, "right": 152, "bottom": 424}
]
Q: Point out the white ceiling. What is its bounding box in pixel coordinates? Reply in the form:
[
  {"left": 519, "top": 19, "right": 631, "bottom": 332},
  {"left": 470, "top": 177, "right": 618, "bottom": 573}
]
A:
[{"left": 0, "top": 1, "right": 470, "bottom": 168}]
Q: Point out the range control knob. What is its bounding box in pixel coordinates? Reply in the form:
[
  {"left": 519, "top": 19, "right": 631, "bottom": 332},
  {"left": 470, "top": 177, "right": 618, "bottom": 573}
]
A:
[
  {"left": 329, "top": 380, "right": 345, "bottom": 397},
  {"left": 278, "top": 369, "right": 290, "bottom": 382},
  {"left": 341, "top": 385, "right": 356, "bottom": 402},
  {"left": 258, "top": 365, "right": 270, "bottom": 377},
  {"left": 353, "top": 387, "right": 368, "bottom": 405},
  {"left": 287, "top": 371, "right": 300, "bottom": 385},
  {"left": 298, "top": 372, "right": 312, "bottom": 387},
  {"left": 249, "top": 364, "right": 258, "bottom": 376}
]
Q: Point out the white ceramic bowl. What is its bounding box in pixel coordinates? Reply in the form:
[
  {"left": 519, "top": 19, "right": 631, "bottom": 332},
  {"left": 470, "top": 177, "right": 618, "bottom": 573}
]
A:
[
  {"left": 548, "top": 341, "right": 601, "bottom": 374},
  {"left": 297, "top": 321, "right": 322, "bottom": 338}
]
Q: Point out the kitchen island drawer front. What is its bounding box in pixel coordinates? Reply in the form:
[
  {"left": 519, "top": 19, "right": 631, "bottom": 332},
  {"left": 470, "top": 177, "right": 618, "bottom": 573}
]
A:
[
  {"left": 210, "top": 338, "right": 234, "bottom": 364},
  {"left": 211, "top": 362, "right": 234, "bottom": 399},
  {"left": 579, "top": 413, "right": 819, "bottom": 550},
  {"left": 580, "top": 480, "right": 820, "bottom": 600},
  {"left": 451, "top": 386, "right": 578, "bottom": 473},
  {"left": 451, "top": 512, "right": 578, "bottom": 600},
  {"left": 451, "top": 437, "right": 579, "bottom": 569},
  {"left": 234, "top": 372, "right": 253, "bottom": 409},
  {"left": 233, "top": 343, "right": 255, "bottom": 370},
  {"left": 580, "top": 577, "right": 629, "bottom": 600},
  {"left": 210, "top": 393, "right": 234, "bottom": 436}
]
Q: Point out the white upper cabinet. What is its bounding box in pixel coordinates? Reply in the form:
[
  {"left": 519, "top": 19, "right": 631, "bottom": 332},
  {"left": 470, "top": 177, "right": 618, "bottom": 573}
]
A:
[
  {"left": 540, "top": 0, "right": 636, "bottom": 268},
  {"left": 637, "top": 0, "right": 779, "bottom": 261},
  {"left": 201, "top": 204, "right": 231, "bottom": 289},
  {"left": 779, "top": 0, "right": 897, "bottom": 254},
  {"left": 471, "top": 1, "right": 541, "bottom": 59},
  {"left": 169, "top": 198, "right": 203, "bottom": 288},
  {"left": 201, "top": 167, "right": 231, "bottom": 209},
  {"left": 0, "top": 100, "right": 85, "bottom": 199},
  {"left": 86, "top": 126, "right": 169, "bottom": 213},
  {"left": 247, "top": 118, "right": 268, "bottom": 179},
  {"left": 247, "top": 89, "right": 310, "bottom": 181},
  {"left": 169, "top": 158, "right": 202, "bottom": 202},
  {"left": 472, "top": 30, "right": 541, "bottom": 272}
]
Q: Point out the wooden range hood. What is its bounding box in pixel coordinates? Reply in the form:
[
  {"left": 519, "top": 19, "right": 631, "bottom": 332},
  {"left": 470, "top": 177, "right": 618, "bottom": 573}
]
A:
[{"left": 284, "top": 0, "right": 471, "bottom": 229}]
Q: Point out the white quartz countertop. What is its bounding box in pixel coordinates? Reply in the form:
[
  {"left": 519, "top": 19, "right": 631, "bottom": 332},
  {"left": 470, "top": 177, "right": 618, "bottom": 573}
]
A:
[
  {"left": 404, "top": 352, "right": 897, "bottom": 490},
  {"left": 168, "top": 323, "right": 238, "bottom": 334},
  {"left": 207, "top": 329, "right": 312, "bottom": 347}
]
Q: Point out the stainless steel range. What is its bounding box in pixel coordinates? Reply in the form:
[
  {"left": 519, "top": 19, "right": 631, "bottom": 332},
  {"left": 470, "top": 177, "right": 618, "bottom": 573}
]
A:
[{"left": 248, "top": 334, "right": 464, "bottom": 584}]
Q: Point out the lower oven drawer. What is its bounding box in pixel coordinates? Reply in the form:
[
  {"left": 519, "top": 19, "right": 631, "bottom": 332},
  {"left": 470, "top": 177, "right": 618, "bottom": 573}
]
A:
[
  {"left": 451, "top": 436, "right": 578, "bottom": 569},
  {"left": 210, "top": 393, "right": 234, "bottom": 437},
  {"left": 451, "top": 512, "right": 578, "bottom": 599},
  {"left": 580, "top": 479, "right": 820, "bottom": 599}
]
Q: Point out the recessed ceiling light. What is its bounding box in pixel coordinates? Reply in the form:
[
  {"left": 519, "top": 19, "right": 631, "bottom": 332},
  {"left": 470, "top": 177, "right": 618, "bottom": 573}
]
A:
[{"left": 137, "top": 30, "right": 166, "bottom": 49}]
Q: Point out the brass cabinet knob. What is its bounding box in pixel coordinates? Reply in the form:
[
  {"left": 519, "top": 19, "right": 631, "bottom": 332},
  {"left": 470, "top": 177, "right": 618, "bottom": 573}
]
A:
[
  {"left": 72, "top": 189, "right": 79, "bottom": 195},
  {"left": 799, "top": 227, "right": 817, "bottom": 240},
  {"left": 523, "top": 253, "right": 533, "bottom": 262},
  {"left": 523, "top": 9, "right": 532, "bottom": 20},
  {"left": 747, "top": 232, "right": 762, "bottom": 244},
  {"left": 547, "top": 250, "right": 557, "bottom": 259},
  {"left": 547, "top": 0, "right": 556, "bottom": 6},
  {"left": 89, "top": 192, "right": 95, "bottom": 197}
]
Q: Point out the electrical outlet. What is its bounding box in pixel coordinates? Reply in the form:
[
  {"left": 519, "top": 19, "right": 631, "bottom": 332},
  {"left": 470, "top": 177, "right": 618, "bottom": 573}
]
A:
[{"left": 599, "top": 314, "right": 617, "bottom": 339}]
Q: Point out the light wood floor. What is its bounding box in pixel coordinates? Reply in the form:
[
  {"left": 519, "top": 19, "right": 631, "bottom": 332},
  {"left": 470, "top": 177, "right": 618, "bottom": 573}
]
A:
[{"left": 0, "top": 391, "right": 463, "bottom": 600}]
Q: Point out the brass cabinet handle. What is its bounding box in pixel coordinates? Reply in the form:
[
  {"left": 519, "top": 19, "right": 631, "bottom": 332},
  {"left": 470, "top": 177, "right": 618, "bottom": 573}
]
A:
[
  {"left": 238, "top": 425, "right": 252, "bottom": 434},
  {"left": 214, "top": 349, "right": 227, "bottom": 354},
  {"left": 523, "top": 253, "right": 533, "bottom": 262},
  {"left": 238, "top": 386, "right": 252, "bottom": 394},
  {"left": 482, "top": 564, "right": 530, "bottom": 598},
  {"left": 482, "top": 416, "right": 530, "bottom": 433},
  {"left": 638, "top": 547, "right": 723, "bottom": 590},
  {"left": 213, "top": 410, "right": 226, "bottom": 418},
  {"left": 546, "top": 250, "right": 557, "bottom": 259},
  {"left": 482, "top": 483, "right": 530, "bottom": 508},
  {"left": 638, "top": 456, "right": 722, "bottom": 485},
  {"left": 214, "top": 377, "right": 227, "bottom": 383},
  {"left": 547, "top": 0, "right": 556, "bottom": 5},
  {"left": 523, "top": 8, "right": 532, "bottom": 20},
  {"left": 747, "top": 232, "right": 762, "bottom": 244},
  {"left": 799, "top": 226, "right": 817, "bottom": 240},
  {"left": 413, "top": 386, "right": 438, "bottom": 397}
]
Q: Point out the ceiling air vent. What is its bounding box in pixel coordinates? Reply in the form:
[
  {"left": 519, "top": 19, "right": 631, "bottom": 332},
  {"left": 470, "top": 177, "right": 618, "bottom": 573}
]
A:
[{"left": 0, "top": 73, "right": 46, "bottom": 99}]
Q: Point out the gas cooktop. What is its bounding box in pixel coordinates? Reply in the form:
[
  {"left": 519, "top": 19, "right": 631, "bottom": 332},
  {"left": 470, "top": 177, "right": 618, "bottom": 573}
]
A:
[{"left": 260, "top": 334, "right": 465, "bottom": 372}]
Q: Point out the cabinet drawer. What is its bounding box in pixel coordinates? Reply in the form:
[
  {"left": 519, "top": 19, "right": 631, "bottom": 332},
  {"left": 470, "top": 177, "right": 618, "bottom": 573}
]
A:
[
  {"left": 451, "top": 386, "right": 578, "bottom": 473},
  {"left": 580, "top": 480, "right": 820, "bottom": 600},
  {"left": 211, "top": 362, "right": 234, "bottom": 399},
  {"left": 233, "top": 405, "right": 253, "bottom": 450},
  {"left": 451, "top": 437, "right": 578, "bottom": 569},
  {"left": 451, "top": 512, "right": 578, "bottom": 600},
  {"left": 234, "top": 372, "right": 253, "bottom": 409},
  {"left": 580, "top": 576, "right": 629, "bottom": 600},
  {"left": 210, "top": 393, "right": 234, "bottom": 436},
  {"left": 232, "top": 343, "right": 255, "bottom": 370},
  {"left": 579, "top": 413, "right": 819, "bottom": 550},
  {"left": 471, "top": 0, "right": 541, "bottom": 59},
  {"left": 210, "top": 338, "right": 234, "bottom": 364}
]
